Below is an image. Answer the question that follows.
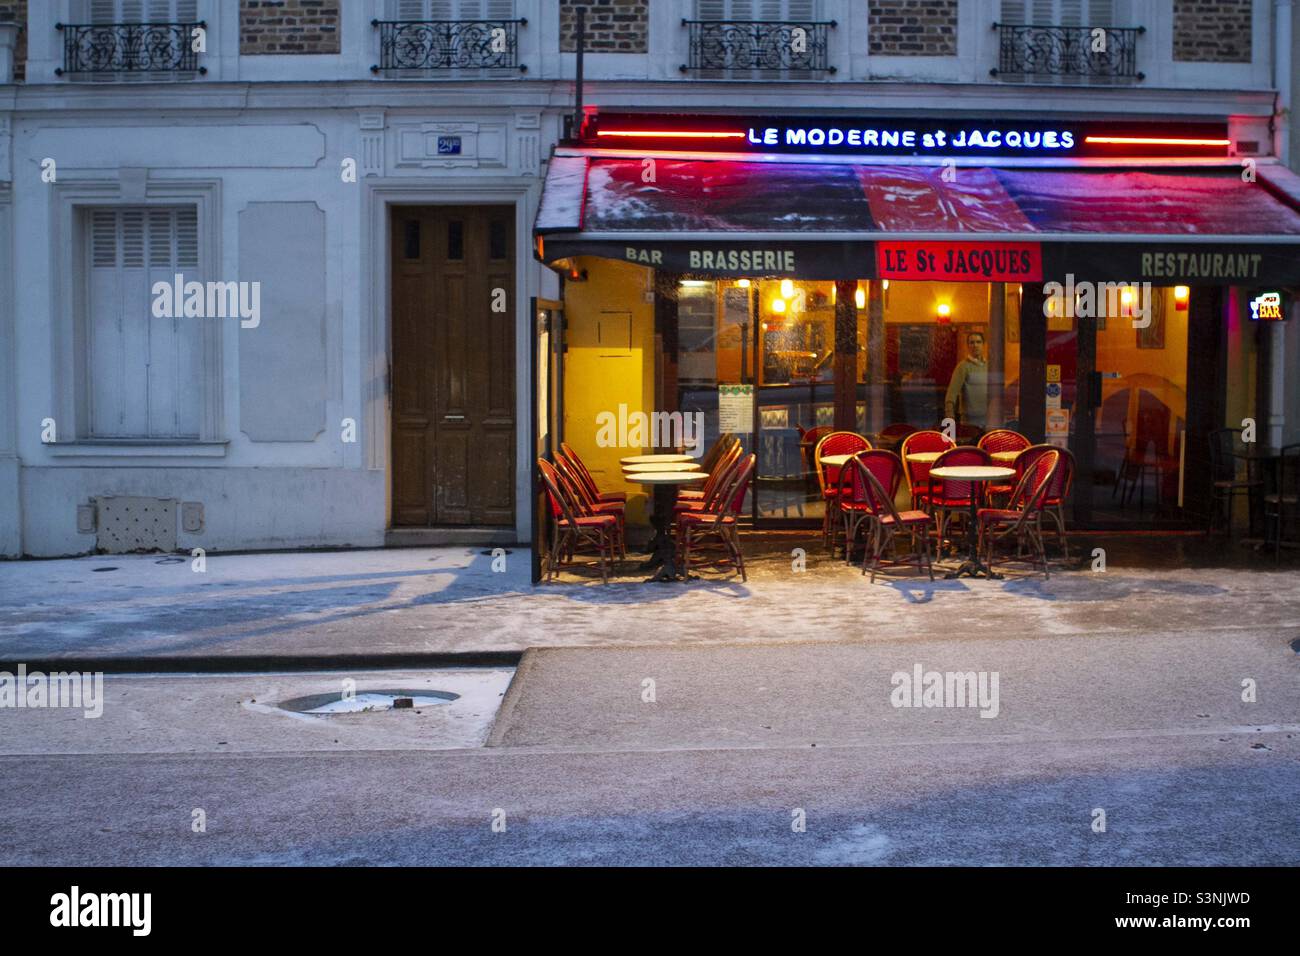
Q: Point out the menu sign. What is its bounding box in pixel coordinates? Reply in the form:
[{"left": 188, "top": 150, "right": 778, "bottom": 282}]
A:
[{"left": 876, "top": 241, "right": 1043, "bottom": 282}]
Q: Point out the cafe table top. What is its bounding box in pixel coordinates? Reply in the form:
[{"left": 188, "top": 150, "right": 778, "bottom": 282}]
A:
[
  {"left": 622, "top": 461, "right": 701, "bottom": 473},
  {"left": 929, "top": 465, "right": 1015, "bottom": 482},
  {"left": 905, "top": 451, "right": 944, "bottom": 464},
  {"left": 626, "top": 471, "right": 710, "bottom": 485},
  {"left": 819, "top": 453, "right": 859, "bottom": 468},
  {"left": 619, "top": 453, "right": 694, "bottom": 465},
  {"left": 990, "top": 450, "right": 1023, "bottom": 463}
]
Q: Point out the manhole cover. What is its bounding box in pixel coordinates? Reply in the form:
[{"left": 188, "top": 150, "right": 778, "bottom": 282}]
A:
[{"left": 278, "top": 690, "right": 458, "bottom": 715}]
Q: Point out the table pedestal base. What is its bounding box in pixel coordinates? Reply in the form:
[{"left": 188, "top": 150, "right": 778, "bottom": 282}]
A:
[
  {"left": 643, "top": 484, "right": 685, "bottom": 583},
  {"left": 942, "top": 495, "right": 1001, "bottom": 580},
  {"left": 944, "top": 560, "right": 1003, "bottom": 581}
]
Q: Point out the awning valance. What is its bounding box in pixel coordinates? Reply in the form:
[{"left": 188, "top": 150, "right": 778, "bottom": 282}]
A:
[{"left": 534, "top": 153, "right": 1300, "bottom": 285}]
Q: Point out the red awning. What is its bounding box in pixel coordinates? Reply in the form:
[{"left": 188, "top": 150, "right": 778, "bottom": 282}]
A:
[{"left": 535, "top": 151, "right": 1300, "bottom": 283}]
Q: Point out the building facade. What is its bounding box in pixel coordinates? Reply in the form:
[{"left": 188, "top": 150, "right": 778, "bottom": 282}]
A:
[{"left": 0, "top": 1, "right": 1296, "bottom": 557}]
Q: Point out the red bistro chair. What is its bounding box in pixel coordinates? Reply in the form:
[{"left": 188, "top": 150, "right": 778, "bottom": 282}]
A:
[
  {"left": 924, "top": 446, "right": 992, "bottom": 556},
  {"left": 858, "top": 459, "right": 935, "bottom": 583},
  {"left": 836, "top": 449, "right": 904, "bottom": 563},
  {"left": 900, "top": 429, "right": 955, "bottom": 510},
  {"left": 677, "top": 441, "right": 742, "bottom": 507},
  {"left": 1015, "top": 444, "right": 1076, "bottom": 559},
  {"left": 977, "top": 449, "right": 1062, "bottom": 579},
  {"left": 876, "top": 422, "right": 918, "bottom": 452},
  {"left": 697, "top": 433, "right": 739, "bottom": 475},
  {"left": 677, "top": 454, "right": 756, "bottom": 582},
  {"left": 560, "top": 442, "right": 627, "bottom": 503},
  {"left": 553, "top": 454, "right": 626, "bottom": 559},
  {"left": 978, "top": 430, "right": 1032, "bottom": 501},
  {"left": 814, "top": 431, "right": 872, "bottom": 550},
  {"left": 538, "top": 459, "right": 620, "bottom": 584},
  {"left": 977, "top": 429, "right": 1031, "bottom": 455}
]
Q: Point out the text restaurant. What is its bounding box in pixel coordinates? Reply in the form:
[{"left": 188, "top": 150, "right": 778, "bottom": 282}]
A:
[{"left": 529, "top": 109, "right": 1300, "bottom": 580}]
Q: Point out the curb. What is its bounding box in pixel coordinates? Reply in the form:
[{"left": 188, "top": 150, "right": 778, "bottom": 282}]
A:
[{"left": 0, "top": 652, "right": 523, "bottom": 675}]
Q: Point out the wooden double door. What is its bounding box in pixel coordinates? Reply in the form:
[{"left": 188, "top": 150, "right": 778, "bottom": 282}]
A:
[{"left": 390, "top": 205, "right": 515, "bottom": 527}]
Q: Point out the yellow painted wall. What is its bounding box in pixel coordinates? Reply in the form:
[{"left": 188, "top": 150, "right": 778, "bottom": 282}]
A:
[{"left": 562, "top": 257, "right": 657, "bottom": 524}]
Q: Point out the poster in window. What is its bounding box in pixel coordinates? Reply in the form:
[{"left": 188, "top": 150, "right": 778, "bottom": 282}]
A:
[
  {"left": 722, "top": 287, "right": 750, "bottom": 326},
  {"left": 1136, "top": 289, "right": 1166, "bottom": 349}
]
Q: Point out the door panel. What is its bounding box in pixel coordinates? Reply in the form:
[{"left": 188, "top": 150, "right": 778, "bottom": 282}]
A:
[{"left": 391, "top": 205, "right": 516, "bottom": 527}]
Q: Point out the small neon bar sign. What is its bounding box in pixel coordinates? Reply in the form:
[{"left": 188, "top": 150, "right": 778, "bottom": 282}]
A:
[{"left": 1250, "top": 291, "right": 1284, "bottom": 321}]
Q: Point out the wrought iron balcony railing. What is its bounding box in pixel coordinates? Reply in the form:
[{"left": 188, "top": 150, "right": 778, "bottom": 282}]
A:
[
  {"left": 371, "top": 18, "right": 526, "bottom": 73},
  {"left": 55, "top": 21, "right": 205, "bottom": 77},
  {"left": 991, "top": 23, "right": 1144, "bottom": 82},
  {"left": 681, "top": 19, "right": 836, "bottom": 76}
]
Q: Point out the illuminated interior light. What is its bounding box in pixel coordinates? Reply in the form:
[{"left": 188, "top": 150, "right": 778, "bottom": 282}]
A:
[
  {"left": 771, "top": 298, "right": 786, "bottom": 313},
  {"left": 595, "top": 129, "right": 747, "bottom": 140},
  {"left": 855, "top": 287, "right": 866, "bottom": 310},
  {"left": 780, "top": 279, "right": 795, "bottom": 298},
  {"left": 1084, "top": 136, "right": 1231, "bottom": 147},
  {"left": 882, "top": 280, "right": 890, "bottom": 290},
  {"left": 679, "top": 280, "right": 710, "bottom": 287},
  {"left": 736, "top": 279, "right": 751, "bottom": 288},
  {"left": 1120, "top": 287, "right": 1134, "bottom": 305},
  {"left": 937, "top": 303, "right": 951, "bottom": 319},
  {"left": 830, "top": 285, "right": 836, "bottom": 303},
  {"left": 1174, "top": 285, "right": 1190, "bottom": 308}
]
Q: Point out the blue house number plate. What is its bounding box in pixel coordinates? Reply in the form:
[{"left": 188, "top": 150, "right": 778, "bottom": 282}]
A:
[{"left": 437, "top": 136, "right": 463, "bottom": 156}]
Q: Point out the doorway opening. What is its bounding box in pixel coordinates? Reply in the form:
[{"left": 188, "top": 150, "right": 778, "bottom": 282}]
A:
[{"left": 389, "top": 205, "right": 516, "bottom": 528}]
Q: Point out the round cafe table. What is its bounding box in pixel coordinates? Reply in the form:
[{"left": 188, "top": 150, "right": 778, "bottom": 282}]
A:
[
  {"left": 990, "top": 450, "right": 1022, "bottom": 465},
  {"left": 628, "top": 470, "right": 709, "bottom": 582},
  {"left": 929, "top": 464, "right": 1016, "bottom": 580},
  {"left": 622, "top": 461, "right": 701, "bottom": 473},
  {"left": 905, "top": 451, "right": 944, "bottom": 464},
  {"left": 819, "top": 454, "right": 859, "bottom": 469},
  {"left": 620, "top": 453, "right": 693, "bottom": 465}
]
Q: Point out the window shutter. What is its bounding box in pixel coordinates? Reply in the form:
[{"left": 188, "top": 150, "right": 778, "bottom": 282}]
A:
[
  {"left": 1000, "top": 1, "right": 1028, "bottom": 23},
  {"left": 1088, "top": 0, "right": 1115, "bottom": 26},
  {"left": 86, "top": 207, "right": 201, "bottom": 439}
]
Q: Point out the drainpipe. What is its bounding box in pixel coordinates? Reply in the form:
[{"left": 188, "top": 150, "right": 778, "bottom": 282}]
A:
[
  {"left": 1269, "top": 0, "right": 1294, "bottom": 450},
  {"left": 572, "top": 8, "right": 585, "bottom": 142},
  {"left": 1276, "top": 0, "right": 1293, "bottom": 165},
  {"left": 0, "top": 21, "right": 18, "bottom": 84}
]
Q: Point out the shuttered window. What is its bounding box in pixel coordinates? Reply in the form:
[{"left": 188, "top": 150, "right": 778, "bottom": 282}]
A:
[
  {"left": 86, "top": 207, "right": 202, "bottom": 439},
  {"left": 999, "top": 0, "right": 1125, "bottom": 84},
  {"left": 393, "top": 0, "right": 515, "bottom": 19},
  {"left": 386, "top": 0, "right": 517, "bottom": 76},
  {"left": 999, "top": 0, "right": 1115, "bottom": 26},
  {"left": 697, "top": 1, "right": 817, "bottom": 20},
  {"left": 84, "top": 0, "right": 199, "bottom": 82},
  {"left": 693, "top": 1, "right": 820, "bottom": 78}
]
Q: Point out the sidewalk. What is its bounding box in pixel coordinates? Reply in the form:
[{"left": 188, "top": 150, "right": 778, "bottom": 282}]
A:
[{"left": 2, "top": 536, "right": 1298, "bottom": 665}]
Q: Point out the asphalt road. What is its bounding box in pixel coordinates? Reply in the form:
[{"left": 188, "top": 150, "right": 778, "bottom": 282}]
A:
[{"left": 2, "top": 630, "right": 1297, "bottom": 866}]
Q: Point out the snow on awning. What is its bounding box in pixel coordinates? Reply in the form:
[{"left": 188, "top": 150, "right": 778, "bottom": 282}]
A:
[{"left": 534, "top": 154, "right": 1300, "bottom": 284}]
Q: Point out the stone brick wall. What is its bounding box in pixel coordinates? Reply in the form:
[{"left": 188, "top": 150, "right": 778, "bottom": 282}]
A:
[
  {"left": 0, "top": 0, "right": 26, "bottom": 82},
  {"left": 559, "top": 0, "right": 648, "bottom": 54},
  {"left": 868, "top": 0, "right": 957, "bottom": 56},
  {"left": 240, "top": 0, "right": 341, "bottom": 55},
  {"left": 1172, "top": 0, "right": 1252, "bottom": 62}
]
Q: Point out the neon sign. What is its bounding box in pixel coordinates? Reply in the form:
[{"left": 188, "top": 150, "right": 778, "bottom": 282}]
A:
[
  {"left": 1249, "top": 291, "right": 1284, "bottom": 321},
  {"left": 584, "top": 114, "right": 1231, "bottom": 159},
  {"left": 746, "top": 125, "right": 1076, "bottom": 152}
]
